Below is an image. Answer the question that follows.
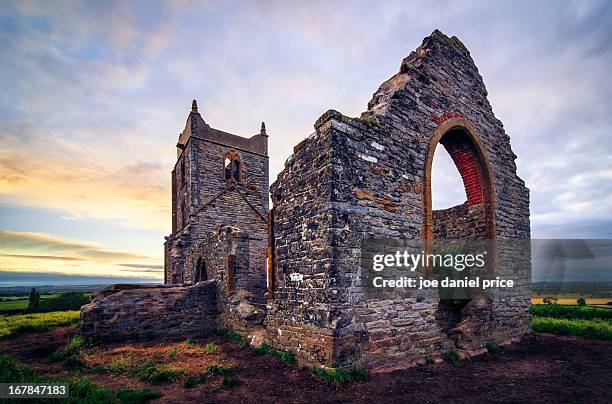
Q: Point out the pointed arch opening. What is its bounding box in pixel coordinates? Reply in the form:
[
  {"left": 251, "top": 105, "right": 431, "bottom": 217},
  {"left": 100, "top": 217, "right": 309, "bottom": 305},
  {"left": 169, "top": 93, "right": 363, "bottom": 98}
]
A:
[
  {"left": 194, "top": 257, "right": 207, "bottom": 283},
  {"left": 223, "top": 149, "right": 242, "bottom": 183},
  {"left": 423, "top": 119, "right": 496, "bottom": 241}
]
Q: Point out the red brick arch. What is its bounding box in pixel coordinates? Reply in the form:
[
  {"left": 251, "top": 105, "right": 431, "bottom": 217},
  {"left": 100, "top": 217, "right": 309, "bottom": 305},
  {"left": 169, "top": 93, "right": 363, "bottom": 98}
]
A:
[
  {"left": 440, "top": 130, "right": 484, "bottom": 206},
  {"left": 423, "top": 118, "right": 496, "bottom": 240}
]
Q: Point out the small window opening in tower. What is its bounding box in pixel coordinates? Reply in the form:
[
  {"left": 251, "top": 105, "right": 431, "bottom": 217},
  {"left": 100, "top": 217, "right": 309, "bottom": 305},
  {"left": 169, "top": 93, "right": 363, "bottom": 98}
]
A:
[
  {"left": 224, "top": 157, "right": 232, "bottom": 180},
  {"left": 223, "top": 150, "right": 241, "bottom": 182}
]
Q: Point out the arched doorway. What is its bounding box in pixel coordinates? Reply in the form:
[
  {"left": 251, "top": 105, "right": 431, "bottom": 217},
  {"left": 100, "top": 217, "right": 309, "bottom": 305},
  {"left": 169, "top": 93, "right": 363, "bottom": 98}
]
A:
[
  {"left": 423, "top": 118, "right": 496, "bottom": 346},
  {"left": 194, "top": 257, "right": 207, "bottom": 283}
]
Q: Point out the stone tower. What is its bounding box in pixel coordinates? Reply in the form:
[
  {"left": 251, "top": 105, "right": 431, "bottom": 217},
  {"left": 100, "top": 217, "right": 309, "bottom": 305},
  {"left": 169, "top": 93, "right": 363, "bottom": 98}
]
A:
[{"left": 164, "top": 100, "right": 269, "bottom": 293}]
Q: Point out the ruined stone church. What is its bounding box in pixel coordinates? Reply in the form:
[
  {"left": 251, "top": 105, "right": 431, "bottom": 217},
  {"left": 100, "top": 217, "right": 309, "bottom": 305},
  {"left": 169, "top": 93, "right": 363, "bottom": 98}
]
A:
[{"left": 81, "top": 30, "right": 531, "bottom": 370}]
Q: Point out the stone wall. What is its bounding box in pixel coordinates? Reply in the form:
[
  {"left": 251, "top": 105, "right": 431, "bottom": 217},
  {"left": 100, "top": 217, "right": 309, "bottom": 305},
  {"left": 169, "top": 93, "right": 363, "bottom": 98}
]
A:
[
  {"left": 182, "top": 227, "right": 267, "bottom": 332},
  {"left": 432, "top": 203, "right": 487, "bottom": 239},
  {"left": 265, "top": 127, "right": 337, "bottom": 364},
  {"left": 80, "top": 282, "right": 218, "bottom": 341},
  {"left": 82, "top": 226, "right": 266, "bottom": 343},
  {"left": 266, "top": 30, "right": 531, "bottom": 370}
]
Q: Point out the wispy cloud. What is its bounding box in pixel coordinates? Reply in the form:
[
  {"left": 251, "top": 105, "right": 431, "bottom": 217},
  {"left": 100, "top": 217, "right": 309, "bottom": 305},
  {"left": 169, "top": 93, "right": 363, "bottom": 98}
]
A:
[
  {"left": 0, "top": 231, "right": 161, "bottom": 279},
  {"left": 117, "top": 263, "right": 164, "bottom": 272},
  {"left": 0, "top": 231, "right": 148, "bottom": 262},
  {"left": 0, "top": 254, "right": 84, "bottom": 261}
]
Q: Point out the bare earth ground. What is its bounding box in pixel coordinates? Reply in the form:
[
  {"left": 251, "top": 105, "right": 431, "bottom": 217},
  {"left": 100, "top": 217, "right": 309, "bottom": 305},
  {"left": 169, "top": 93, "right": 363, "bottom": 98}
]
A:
[{"left": 0, "top": 327, "right": 610, "bottom": 403}]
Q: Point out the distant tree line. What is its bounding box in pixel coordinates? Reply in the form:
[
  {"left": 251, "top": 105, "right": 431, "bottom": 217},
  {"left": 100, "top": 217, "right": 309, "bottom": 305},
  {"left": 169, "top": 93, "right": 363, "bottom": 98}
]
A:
[{"left": 0, "top": 288, "right": 91, "bottom": 315}]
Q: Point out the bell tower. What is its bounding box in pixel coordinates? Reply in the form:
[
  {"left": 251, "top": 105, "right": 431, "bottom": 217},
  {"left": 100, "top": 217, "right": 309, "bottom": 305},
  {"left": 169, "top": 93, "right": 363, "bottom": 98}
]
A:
[{"left": 164, "top": 100, "right": 269, "bottom": 285}]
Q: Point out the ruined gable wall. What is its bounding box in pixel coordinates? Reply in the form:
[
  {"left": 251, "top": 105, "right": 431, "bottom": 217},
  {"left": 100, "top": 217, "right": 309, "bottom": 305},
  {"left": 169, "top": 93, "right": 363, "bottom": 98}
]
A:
[
  {"left": 268, "top": 30, "right": 531, "bottom": 369},
  {"left": 327, "top": 31, "right": 531, "bottom": 368}
]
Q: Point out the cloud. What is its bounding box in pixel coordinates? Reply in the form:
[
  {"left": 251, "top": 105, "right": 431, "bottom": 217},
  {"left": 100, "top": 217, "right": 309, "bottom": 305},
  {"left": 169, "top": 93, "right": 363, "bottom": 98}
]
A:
[
  {"left": 0, "top": 231, "right": 148, "bottom": 262},
  {"left": 0, "top": 254, "right": 84, "bottom": 261},
  {"left": 117, "top": 263, "right": 164, "bottom": 272}
]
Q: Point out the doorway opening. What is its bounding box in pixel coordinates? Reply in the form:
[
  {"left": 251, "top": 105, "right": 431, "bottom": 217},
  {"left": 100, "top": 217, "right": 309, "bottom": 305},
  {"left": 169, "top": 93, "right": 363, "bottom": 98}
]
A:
[{"left": 424, "top": 123, "right": 495, "bottom": 339}]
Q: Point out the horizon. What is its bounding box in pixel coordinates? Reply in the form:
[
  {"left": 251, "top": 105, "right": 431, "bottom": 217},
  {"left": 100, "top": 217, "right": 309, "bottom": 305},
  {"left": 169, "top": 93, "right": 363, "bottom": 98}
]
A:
[{"left": 1, "top": 0, "right": 611, "bottom": 284}]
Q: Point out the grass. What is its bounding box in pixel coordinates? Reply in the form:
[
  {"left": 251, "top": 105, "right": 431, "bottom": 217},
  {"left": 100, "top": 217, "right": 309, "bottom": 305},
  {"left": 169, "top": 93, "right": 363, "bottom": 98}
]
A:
[
  {"left": 204, "top": 342, "right": 220, "bottom": 354},
  {"left": 532, "top": 316, "right": 612, "bottom": 340},
  {"left": 530, "top": 304, "right": 612, "bottom": 320},
  {"left": 185, "top": 338, "right": 199, "bottom": 346},
  {"left": 443, "top": 349, "right": 460, "bottom": 364},
  {"left": 0, "top": 294, "right": 60, "bottom": 311},
  {"left": 0, "top": 310, "right": 80, "bottom": 339},
  {"left": 0, "top": 293, "right": 91, "bottom": 315},
  {"left": 116, "top": 389, "right": 161, "bottom": 404},
  {"left": 218, "top": 328, "right": 250, "bottom": 349},
  {"left": 136, "top": 359, "right": 183, "bottom": 385},
  {"left": 182, "top": 375, "right": 197, "bottom": 388},
  {"left": 311, "top": 367, "right": 368, "bottom": 387},
  {"left": 485, "top": 341, "right": 500, "bottom": 353},
  {"left": 109, "top": 355, "right": 133, "bottom": 374},
  {"left": 204, "top": 365, "right": 240, "bottom": 389},
  {"left": 0, "top": 352, "right": 44, "bottom": 383},
  {"left": 531, "top": 297, "right": 610, "bottom": 306},
  {"left": 48, "top": 335, "right": 88, "bottom": 369},
  {"left": 1, "top": 354, "right": 160, "bottom": 403},
  {"left": 67, "top": 376, "right": 114, "bottom": 403},
  {"left": 222, "top": 376, "right": 241, "bottom": 387},
  {"left": 167, "top": 346, "right": 181, "bottom": 359},
  {"left": 253, "top": 343, "right": 295, "bottom": 364},
  {"left": 530, "top": 303, "right": 612, "bottom": 340},
  {"left": 360, "top": 114, "right": 380, "bottom": 126},
  {"left": 205, "top": 365, "right": 232, "bottom": 377},
  {"left": 104, "top": 355, "right": 184, "bottom": 385}
]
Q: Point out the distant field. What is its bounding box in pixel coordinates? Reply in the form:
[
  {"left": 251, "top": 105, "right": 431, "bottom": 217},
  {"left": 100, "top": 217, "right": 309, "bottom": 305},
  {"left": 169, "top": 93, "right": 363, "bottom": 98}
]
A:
[
  {"left": 0, "top": 311, "right": 80, "bottom": 339},
  {"left": 0, "top": 299, "right": 29, "bottom": 311},
  {"left": 531, "top": 297, "right": 611, "bottom": 306},
  {"left": 0, "top": 294, "right": 91, "bottom": 312}
]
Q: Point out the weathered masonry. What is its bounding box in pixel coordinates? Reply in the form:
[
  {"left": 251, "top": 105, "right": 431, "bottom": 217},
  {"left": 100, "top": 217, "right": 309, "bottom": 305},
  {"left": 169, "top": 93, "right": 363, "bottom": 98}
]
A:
[{"left": 81, "top": 30, "right": 531, "bottom": 370}]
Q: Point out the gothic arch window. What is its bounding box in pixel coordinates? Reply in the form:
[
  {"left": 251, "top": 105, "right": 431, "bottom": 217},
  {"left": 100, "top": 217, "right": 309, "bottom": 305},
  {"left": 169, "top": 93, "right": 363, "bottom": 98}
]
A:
[
  {"left": 194, "top": 257, "right": 207, "bottom": 283},
  {"left": 423, "top": 119, "right": 496, "bottom": 241},
  {"left": 223, "top": 150, "right": 241, "bottom": 182}
]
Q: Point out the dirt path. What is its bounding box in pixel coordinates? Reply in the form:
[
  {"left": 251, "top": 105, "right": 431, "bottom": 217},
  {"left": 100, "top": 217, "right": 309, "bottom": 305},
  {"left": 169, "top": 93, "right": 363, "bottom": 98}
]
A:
[{"left": 0, "top": 328, "right": 610, "bottom": 403}]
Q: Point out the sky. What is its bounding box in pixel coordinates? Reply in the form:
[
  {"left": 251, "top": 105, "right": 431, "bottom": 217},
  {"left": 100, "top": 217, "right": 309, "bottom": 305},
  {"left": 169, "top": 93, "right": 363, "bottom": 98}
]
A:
[{"left": 0, "top": 0, "right": 611, "bottom": 285}]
